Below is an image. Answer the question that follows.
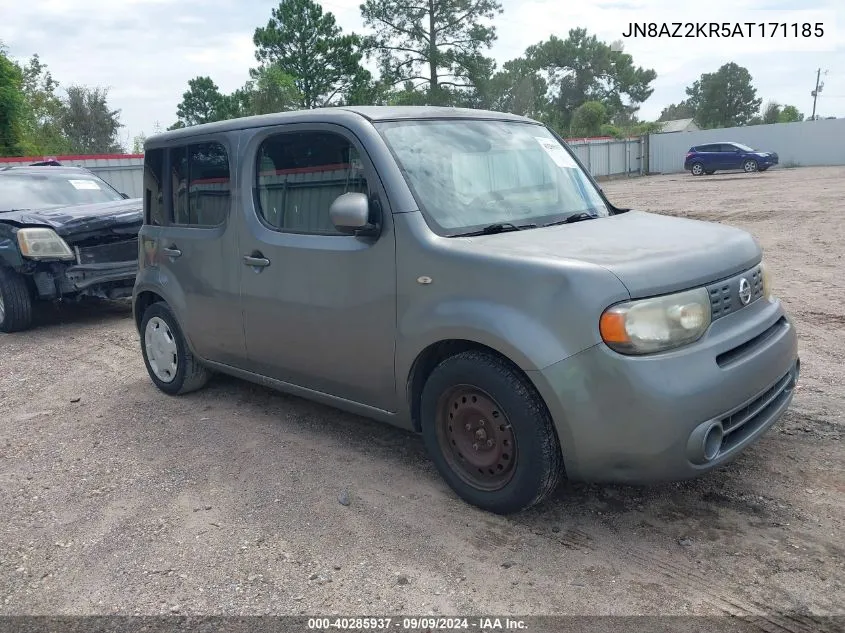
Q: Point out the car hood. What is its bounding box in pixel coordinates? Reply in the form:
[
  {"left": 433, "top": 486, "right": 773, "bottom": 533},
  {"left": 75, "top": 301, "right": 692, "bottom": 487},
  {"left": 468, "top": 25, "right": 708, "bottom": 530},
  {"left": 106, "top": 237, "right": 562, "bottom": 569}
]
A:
[
  {"left": 0, "top": 198, "right": 143, "bottom": 238},
  {"left": 462, "top": 210, "right": 761, "bottom": 298}
]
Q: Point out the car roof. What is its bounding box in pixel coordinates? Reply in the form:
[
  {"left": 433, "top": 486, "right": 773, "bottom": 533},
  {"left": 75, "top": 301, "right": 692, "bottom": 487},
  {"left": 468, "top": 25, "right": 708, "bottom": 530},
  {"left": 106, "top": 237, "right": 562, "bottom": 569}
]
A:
[
  {"left": 0, "top": 165, "right": 96, "bottom": 176},
  {"left": 146, "top": 105, "right": 540, "bottom": 146}
]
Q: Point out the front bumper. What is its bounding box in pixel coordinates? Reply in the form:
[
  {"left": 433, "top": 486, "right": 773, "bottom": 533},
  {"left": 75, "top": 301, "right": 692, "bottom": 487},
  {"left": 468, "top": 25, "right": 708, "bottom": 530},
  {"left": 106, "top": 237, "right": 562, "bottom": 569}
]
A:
[
  {"left": 528, "top": 296, "right": 799, "bottom": 483},
  {"left": 31, "top": 260, "right": 138, "bottom": 300}
]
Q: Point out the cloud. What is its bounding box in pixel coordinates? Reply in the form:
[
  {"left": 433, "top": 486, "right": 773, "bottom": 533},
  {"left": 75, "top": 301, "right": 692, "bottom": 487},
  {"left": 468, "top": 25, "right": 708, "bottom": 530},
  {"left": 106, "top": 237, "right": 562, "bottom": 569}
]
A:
[{"left": 1, "top": 0, "right": 843, "bottom": 146}]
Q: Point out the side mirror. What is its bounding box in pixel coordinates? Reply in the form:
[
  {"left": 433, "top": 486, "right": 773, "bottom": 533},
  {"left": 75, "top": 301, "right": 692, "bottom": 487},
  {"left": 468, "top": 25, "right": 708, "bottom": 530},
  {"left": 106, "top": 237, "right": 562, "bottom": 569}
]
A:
[
  {"left": 120, "top": 192, "right": 130, "bottom": 199},
  {"left": 330, "top": 192, "right": 379, "bottom": 236}
]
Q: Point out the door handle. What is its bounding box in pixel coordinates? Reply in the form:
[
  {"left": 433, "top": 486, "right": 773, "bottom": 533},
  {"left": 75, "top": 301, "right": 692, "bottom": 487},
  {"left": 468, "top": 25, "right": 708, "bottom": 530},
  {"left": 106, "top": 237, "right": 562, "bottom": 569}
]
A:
[
  {"left": 162, "top": 246, "right": 182, "bottom": 258},
  {"left": 243, "top": 255, "right": 271, "bottom": 268}
]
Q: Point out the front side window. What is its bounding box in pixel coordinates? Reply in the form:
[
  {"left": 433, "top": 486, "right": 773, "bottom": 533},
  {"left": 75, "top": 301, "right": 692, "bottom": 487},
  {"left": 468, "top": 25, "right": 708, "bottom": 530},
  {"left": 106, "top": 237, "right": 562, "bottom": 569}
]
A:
[
  {"left": 169, "top": 142, "right": 230, "bottom": 227},
  {"left": 255, "top": 131, "right": 368, "bottom": 235},
  {"left": 375, "top": 119, "right": 609, "bottom": 235}
]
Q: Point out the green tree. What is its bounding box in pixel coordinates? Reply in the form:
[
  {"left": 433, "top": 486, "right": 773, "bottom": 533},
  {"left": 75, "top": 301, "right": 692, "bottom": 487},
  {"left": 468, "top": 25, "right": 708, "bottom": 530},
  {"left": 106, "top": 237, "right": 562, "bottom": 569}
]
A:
[
  {"left": 19, "top": 54, "right": 69, "bottom": 154},
  {"left": 685, "top": 62, "right": 761, "bottom": 129},
  {"left": 59, "top": 85, "right": 124, "bottom": 153},
  {"left": 657, "top": 101, "right": 695, "bottom": 121},
  {"left": 762, "top": 101, "right": 781, "bottom": 124},
  {"left": 244, "top": 65, "right": 302, "bottom": 114},
  {"left": 360, "top": 0, "right": 503, "bottom": 105},
  {"left": 132, "top": 132, "right": 147, "bottom": 154},
  {"left": 0, "top": 44, "right": 27, "bottom": 156},
  {"left": 480, "top": 58, "right": 548, "bottom": 117},
  {"left": 253, "top": 0, "right": 366, "bottom": 109},
  {"left": 570, "top": 100, "right": 606, "bottom": 136},
  {"left": 525, "top": 29, "right": 656, "bottom": 131},
  {"left": 173, "top": 76, "right": 228, "bottom": 127},
  {"left": 779, "top": 104, "right": 803, "bottom": 123}
]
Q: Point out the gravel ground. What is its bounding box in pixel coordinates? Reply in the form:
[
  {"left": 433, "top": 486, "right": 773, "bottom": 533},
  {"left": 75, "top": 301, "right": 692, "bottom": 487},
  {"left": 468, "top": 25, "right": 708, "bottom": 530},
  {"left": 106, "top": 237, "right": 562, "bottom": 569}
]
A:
[{"left": 1, "top": 166, "right": 842, "bottom": 624}]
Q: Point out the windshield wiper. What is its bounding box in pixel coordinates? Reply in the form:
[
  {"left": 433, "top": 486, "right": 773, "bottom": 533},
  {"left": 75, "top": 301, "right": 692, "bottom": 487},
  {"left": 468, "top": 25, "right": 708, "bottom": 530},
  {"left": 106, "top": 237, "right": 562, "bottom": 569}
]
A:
[
  {"left": 453, "top": 222, "right": 538, "bottom": 237},
  {"left": 542, "top": 212, "right": 597, "bottom": 227}
]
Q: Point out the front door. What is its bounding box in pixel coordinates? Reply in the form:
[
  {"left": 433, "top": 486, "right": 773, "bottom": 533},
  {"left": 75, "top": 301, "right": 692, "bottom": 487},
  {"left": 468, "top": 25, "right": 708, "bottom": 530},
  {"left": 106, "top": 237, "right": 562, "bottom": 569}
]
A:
[
  {"left": 719, "top": 144, "right": 743, "bottom": 170},
  {"left": 152, "top": 139, "right": 244, "bottom": 366},
  {"left": 238, "top": 125, "right": 397, "bottom": 411}
]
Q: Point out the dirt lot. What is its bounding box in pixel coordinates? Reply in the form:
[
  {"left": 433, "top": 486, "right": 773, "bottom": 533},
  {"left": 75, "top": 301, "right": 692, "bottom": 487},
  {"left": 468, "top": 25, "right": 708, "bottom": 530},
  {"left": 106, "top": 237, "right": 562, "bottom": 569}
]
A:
[{"left": 1, "top": 166, "right": 843, "bottom": 624}]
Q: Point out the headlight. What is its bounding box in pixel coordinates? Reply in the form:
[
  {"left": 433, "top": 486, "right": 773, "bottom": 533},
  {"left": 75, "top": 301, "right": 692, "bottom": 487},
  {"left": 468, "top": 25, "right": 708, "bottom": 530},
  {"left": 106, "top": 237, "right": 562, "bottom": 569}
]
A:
[
  {"left": 760, "top": 262, "right": 773, "bottom": 300},
  {"left": 599, "top": 287, "right": 711, "bottom": 355},
  {"left": 16, "top": 228, "right": 75, "bottom": 261}
]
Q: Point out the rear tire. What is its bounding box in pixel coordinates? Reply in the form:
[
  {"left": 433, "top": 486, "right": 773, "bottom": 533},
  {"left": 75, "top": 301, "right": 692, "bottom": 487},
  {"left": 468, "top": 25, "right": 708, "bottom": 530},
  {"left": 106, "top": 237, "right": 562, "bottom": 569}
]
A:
[
  {"left": 420, "top": 350, "right": 563, "bottom": 514},
  {"left": 690, "top": 162, "right": 704, "bottom": 176},
  {"left": 140, "top": 301, "right": 209, "bottom": 395},
  {"left": 0, "top": 268, "right": 34, "bottom": 333}
]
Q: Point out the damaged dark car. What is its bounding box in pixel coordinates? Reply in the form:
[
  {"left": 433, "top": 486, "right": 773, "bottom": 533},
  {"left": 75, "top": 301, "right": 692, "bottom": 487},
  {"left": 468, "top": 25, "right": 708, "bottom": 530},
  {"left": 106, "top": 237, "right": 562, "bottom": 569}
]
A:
[{"left": 0, "top": 164, "right": 142, "bottom": 332}]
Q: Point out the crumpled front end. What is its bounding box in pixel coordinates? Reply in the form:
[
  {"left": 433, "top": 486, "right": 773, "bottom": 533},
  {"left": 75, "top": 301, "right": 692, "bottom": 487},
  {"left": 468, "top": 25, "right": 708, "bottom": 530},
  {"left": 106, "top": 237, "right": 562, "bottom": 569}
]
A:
[{"left": 29, "top": 236, "right": 139, "bottom": 301}]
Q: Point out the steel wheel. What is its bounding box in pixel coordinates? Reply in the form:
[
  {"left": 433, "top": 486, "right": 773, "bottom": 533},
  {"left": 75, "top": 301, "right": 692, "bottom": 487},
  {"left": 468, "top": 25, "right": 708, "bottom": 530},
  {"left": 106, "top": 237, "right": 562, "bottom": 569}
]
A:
[
  {"left": 743, "top": 159, "right": 758, "bottom": 173},
  {"left": 435, "top": 385, "right": 517, "bottom": 491},
  {"left": 144, "top": 316, "right": 178, "bottom": 383},
  {"left": 691, "top": 162, "right": 704, "bottom": 176}
]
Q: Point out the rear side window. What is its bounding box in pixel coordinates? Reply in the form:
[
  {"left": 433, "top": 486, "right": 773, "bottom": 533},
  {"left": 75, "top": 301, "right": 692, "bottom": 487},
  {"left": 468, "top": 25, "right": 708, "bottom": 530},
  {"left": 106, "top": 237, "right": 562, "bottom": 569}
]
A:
[
  {"left": 169, "top": 142, "right": 231, "bottom": 227},
  {"left": 255, "top": 131, "right": 368, "bottom": 235},
  {"left": 144, "top": 148, "right": 165, "bottom": 226}
]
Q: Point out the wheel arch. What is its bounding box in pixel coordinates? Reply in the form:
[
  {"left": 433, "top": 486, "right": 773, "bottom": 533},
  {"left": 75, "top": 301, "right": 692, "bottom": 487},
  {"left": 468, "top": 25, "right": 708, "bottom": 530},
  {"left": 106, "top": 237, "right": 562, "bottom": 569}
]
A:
[{"left": 405, "top": 339, "right": 550, "bottom": 434}]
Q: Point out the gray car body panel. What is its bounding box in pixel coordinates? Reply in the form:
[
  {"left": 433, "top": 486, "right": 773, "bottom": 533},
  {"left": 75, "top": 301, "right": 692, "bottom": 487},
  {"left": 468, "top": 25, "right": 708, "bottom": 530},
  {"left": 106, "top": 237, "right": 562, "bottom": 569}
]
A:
[{"left": 134, "top": 106, "right": 799, "bottom": 482}]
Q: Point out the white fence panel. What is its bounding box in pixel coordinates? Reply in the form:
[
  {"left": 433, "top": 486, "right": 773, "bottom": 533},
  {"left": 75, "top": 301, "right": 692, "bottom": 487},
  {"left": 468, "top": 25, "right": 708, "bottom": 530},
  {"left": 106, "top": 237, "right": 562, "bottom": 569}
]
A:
[
  {"left": 564, "top": 138, "right": 644, "bottom": 178},
  {"left": 648, "top": 118, "right": 845, "bottom": 174}
]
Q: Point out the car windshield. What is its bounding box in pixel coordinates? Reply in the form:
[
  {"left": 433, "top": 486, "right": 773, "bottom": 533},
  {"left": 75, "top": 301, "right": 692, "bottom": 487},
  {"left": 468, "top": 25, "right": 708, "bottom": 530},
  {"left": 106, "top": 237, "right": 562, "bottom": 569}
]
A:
[
  {"left": 375, "top": 119, "right": 610, "bottom": 235},
  {"left": 733, "top": 143, "right": 755, "bottom": 152},
  {"left": 0, "top": 172, "right": 123, "bottom": 212}
]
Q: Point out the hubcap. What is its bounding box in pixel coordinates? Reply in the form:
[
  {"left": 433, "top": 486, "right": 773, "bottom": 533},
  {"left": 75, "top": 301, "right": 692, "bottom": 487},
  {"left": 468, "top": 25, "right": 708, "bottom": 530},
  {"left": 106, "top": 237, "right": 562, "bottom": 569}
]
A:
[
  {"left": 144, "top": 317, "right": 178, "bottom": 382},
  {"left": 435, "top": 386, "right": 517, "bottom": 491}
]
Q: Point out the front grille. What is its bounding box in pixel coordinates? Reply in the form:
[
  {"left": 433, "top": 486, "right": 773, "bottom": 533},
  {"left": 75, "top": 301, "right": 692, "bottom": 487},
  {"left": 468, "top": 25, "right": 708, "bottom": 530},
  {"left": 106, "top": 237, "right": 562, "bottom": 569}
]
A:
[
  {"left": 75, "top": 238, "right": 139, "bottom": 265},
  {"left": 719, "top": 370, "right": 794, "bottom": 453},
  {"left": 708, "top": 265, "right": 763, "bottom": 321}
]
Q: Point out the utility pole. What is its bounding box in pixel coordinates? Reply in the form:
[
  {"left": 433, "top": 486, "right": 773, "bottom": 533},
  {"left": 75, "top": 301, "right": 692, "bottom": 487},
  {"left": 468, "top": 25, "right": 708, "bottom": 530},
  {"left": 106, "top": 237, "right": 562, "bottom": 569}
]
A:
[{"left": 811, "top": 68, "right": 826, "bottom": 120}]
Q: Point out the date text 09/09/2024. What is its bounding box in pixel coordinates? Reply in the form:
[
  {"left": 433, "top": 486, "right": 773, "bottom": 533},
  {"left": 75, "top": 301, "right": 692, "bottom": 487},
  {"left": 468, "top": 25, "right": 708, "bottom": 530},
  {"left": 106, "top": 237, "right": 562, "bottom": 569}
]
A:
[
  {"left": 307, "top": 617, "right": 528, "bottom": 630},
  {"left": 622, "top": 22, "right": 825, "bottom": 38}
]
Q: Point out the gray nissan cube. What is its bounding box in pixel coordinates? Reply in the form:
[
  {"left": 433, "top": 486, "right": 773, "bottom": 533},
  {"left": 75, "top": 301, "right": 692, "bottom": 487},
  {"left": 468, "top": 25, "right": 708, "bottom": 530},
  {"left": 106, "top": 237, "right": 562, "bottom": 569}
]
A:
[{"left": 133, "top": 106, "right": 799, "bottom": 514}]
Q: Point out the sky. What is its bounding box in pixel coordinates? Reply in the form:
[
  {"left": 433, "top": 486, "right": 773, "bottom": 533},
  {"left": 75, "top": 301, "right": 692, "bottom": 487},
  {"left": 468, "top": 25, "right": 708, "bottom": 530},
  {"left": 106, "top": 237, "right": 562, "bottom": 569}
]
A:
[{"left": 1, "top": 0, "right": 843, "bottom": 151}]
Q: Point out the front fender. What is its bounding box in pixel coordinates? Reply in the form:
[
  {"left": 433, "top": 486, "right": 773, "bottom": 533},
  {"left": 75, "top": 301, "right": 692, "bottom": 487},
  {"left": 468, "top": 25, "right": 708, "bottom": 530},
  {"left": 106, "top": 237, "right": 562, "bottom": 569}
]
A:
[
  {"left": 397, "top": 299, "right": 578, "bottom": 376},
  {"left": 0, "top": 225, "right": 24, "bottom": 269}
]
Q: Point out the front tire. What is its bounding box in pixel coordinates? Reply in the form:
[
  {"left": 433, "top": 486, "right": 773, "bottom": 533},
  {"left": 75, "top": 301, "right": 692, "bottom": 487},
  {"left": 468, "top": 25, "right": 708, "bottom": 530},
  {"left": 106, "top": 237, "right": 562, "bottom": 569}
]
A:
[
  {"left": 140, "top": 301, "right": 209, "bottom": 395},
  {"left": 690, "top": 162, "right": 704, "bottom": 176},
  {"left": 420, "top": 350, "right": 563, "bottom": 514},
  {"left": 743, "top": 159, "right": 758, "bottom": 173},
  {"left": 0, "top": 268, "right": 34, "bottom": 333}
]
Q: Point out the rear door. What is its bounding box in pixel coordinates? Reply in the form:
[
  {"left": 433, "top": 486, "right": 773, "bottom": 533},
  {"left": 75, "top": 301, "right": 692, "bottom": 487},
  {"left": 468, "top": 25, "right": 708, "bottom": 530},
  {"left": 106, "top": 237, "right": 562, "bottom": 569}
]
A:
[
  {"left": 151, "top": 138, "right": 245, "bottom": 366},
  {"left": 237, "top": 124, "right": 397, "bottom": 411},
  {"left": 696, "top": 144, "right": 718, "bottom": 170}
]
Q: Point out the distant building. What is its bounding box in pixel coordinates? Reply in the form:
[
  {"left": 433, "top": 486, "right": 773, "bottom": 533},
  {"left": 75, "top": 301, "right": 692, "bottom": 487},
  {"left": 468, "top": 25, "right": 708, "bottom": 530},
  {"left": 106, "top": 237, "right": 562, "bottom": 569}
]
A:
[{"left": 658, "top": 118, "right": 700, "bottom": 133}]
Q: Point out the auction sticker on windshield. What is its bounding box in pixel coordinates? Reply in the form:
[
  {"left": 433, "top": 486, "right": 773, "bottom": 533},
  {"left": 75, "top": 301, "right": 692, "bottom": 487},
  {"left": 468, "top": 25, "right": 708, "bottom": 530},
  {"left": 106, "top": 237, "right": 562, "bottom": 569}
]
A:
[
  {"left": 535, "top": 137, "right": 577, "bottom": 169},
  {"left": 69, "top": 179, "right": 101, "bottom": 190}
]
